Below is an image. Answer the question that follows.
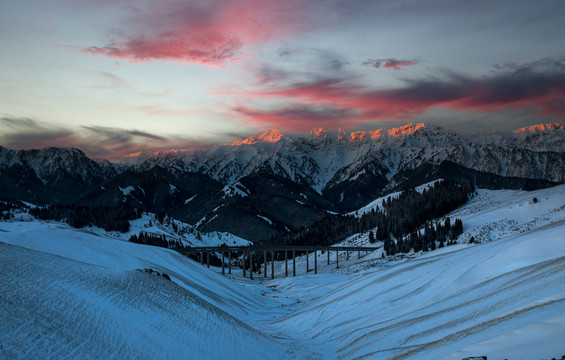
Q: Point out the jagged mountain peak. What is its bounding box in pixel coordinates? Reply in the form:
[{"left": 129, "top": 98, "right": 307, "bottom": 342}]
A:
[
  {"left": 348, "top": 129, "right": 384, "bottom": 141},
  {"left": 309, "top": 127, "right": 347, "bottom": 135},
  {"left": 386, "top": 122, "right": 426, "bottom": 136},
  {"left": 308, "top": 123, "right": 429, "bottom": 142},
  {"left": 514, "top": 123, "right": 564, "bottom": 133},
  {"left": 224, "top": 129, "right": 288, "bottom": 146}
]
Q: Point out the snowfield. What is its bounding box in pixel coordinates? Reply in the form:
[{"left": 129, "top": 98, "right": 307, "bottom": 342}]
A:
[
  {"left": 274, "top": 221, "right": 565, "bottom": 360},
  {"left": 1, "top": 184, "right": 565, "bottom": 359},
  {"left": 0, "top": 243, "right": 286, "bottom": 360}
]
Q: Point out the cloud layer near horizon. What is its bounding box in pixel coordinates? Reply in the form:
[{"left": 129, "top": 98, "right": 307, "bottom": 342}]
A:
[
  {"left": 229, "top": 59, "right": 565, "bottom": 131},
  {"left": 0, "top": 117, "right": 205, "bottom": 160}
]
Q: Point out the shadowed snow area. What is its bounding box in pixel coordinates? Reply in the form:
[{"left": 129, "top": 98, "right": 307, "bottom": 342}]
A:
[
  {"left": 1, "top": 185, "right": 565, "bottom": 359},
  {"left": 0, "top": 243, "right": 286, "bottom": 360}
]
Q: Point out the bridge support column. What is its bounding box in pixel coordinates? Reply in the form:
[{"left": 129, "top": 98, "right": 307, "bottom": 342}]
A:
[
  {"left": 200, "top": 252, "right": 203, "bottom": 265},
  {"left": 243, "top": 253, "right": 246, "bottom": 277},
  {"left": 306, "top": 250, "right": 309, "bottom": 272},
  {"left": 228, "top": 251, "right": 232, "bottom": 274},
  {"left": 207, "top": 252, "right": 210, "bottom": 268},
  {"left": 222, "top": 252, "right": 225, "bottom": 274},
  {"left": 336, "top": 251, "right": 339, "bottom": 269},
  {"left": 358, "top": 250, "right": 361, "bottom": 259},
  {"left": 250, "top": 251, "right": 254, "bottom": 280},
  {"left": 346, "top": 251, "right": 349, "bottom": 261},
  {"left": 327, "top": 250, "right": 330, "bottom": 265},
  {"left": 293, "top": 251, "right": 296, "bottom": 276},
  {"left": 285, "top": 250, "right": 288, "bottom": 277},
  {"left": 314, "top": 250, "right": 317, "bottom": 274},
  {"left": 264, "top": 251, "right": 267, "bottom": 278},
  {"left": 271, "top": 251, "right": 275, "bottom": 279}
]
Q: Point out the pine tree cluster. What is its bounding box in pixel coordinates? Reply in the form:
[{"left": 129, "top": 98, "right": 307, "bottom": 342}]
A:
[
  {"left": 383, "top": 217, "right": 464, "bottom": 255},
  {"left": 268, "top": 180, "right": 474, "bottom": 248},
  {"left": 0, "top": 201, "right": 22, "bottom": 220},
  {"left": 129, "top": 232, "right": 185, "bottom": 249},
  {"left": 30, "top": 204, "right": 141, "bottom": 232}
]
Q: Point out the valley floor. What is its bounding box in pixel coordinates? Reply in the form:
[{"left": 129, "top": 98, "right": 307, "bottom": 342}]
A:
[{"left": 1, "top": 185, "right": 565, "bottom": 359}]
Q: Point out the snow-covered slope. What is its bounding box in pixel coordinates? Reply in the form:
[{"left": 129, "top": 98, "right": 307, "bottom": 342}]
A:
[
  {"left": 0, "top": 220, "right": 263, "bottom": 317},
  {"left": 2, "top": 184, "right": 565, "bottom": 359},
  {"left": 266, "top": 185, "right": 565, "bottom": 360},
  {"left": 0, "top": 242, "right": 286, "bottom": 360},
  {"left": 449, "top": 185, "right": 565, "bottom": 243},
  {"left": 274, "top": 220, "right": 565, "bottom": 360},
  {"left": 0, "top": 219, "right": 310, "bottom": 359}
]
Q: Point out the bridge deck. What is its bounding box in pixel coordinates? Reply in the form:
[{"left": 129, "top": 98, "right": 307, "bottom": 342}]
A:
[
  {"left": 175, "top": 245, "right": 381, "bottom": 253},
  {"left": 173, "top": 245, "right": 382, "bottom": 279}
]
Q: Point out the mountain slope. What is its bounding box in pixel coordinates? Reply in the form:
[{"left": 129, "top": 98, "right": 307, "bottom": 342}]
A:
[
  {"left": 0, "top": 146, "right": 113, "bottom": 204},
  {"left": 1, "top": 123, "right": 563, "bottom": 240}
]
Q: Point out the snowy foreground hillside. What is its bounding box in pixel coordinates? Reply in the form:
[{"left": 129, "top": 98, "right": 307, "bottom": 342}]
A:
[{"left": 1, "top": 185, "right": 565, "bottom": 359}]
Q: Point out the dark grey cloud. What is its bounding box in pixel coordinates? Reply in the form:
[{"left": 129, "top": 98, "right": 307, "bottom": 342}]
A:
[
  {"left": 362, "top": 58, "right": 418, "bottom": 70},
  {"left": 0, "top": 116, "right": 75, "bottom": 150},
  {"left": 83, "top": 126, "right": 166, "bottom": 142},
  {"left": 0, "top": 116, "right": 199, "bottom": 160}
]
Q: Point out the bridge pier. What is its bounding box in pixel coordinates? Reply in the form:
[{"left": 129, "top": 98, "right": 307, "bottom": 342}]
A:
[
  {"left": 293, "top": 250, "right": 296, "bottom": 276},
  {"left": 250, "top": 251, "right": 254, "bottom": 280},
  {"left": 179, "top": 245, "right": 380, "bottom": 278},
  {"left": 271, "top": 250, "right": 275, "bottom": 279},
  {"left": 314, "top": 250, "right": 317, "bottom": 274},
  {"left": 221, "top": 252, "right": 225, "bottom": 274},
  {"left": 264, "top": 251, "right": 267, "bottom": 278},
  {"left": 285, "top": 250, "right": 288, "bottom": 277}
]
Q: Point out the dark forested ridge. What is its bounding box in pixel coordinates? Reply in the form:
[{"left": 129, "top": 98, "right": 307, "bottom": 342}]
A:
[
  {"left": 30, "top": 204, "right": 141, "bottom": 232},
  {"left": 12, "top": 179, "right": 474, "bottom": 254},
  {"left": 268, "top": 180, "right": 474, "bottom": 252}
]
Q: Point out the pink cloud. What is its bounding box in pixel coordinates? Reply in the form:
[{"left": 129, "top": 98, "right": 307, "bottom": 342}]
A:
[{"left": 78, "top": 0, "right": 310, "bottom": 66}]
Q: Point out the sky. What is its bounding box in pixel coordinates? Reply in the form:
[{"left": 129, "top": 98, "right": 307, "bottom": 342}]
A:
[{"left": 1, "top": 0, "right": 564, "bottom": 159}]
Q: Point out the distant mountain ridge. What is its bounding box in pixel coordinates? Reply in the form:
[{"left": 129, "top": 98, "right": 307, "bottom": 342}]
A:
[
  {"left": 133, "top": 122, "right": 565, "bottom": 188},
  {"left": 1, "top": 123, "right": 563, "bottom": 241}
]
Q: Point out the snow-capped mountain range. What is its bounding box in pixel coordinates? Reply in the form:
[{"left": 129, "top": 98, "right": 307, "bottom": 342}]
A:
[
  {"left": 134, "top": 122, "right": 565, "bottom": 190},
  {"left": 0, "top": 122, "right": 563, "bottom": 241}
]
